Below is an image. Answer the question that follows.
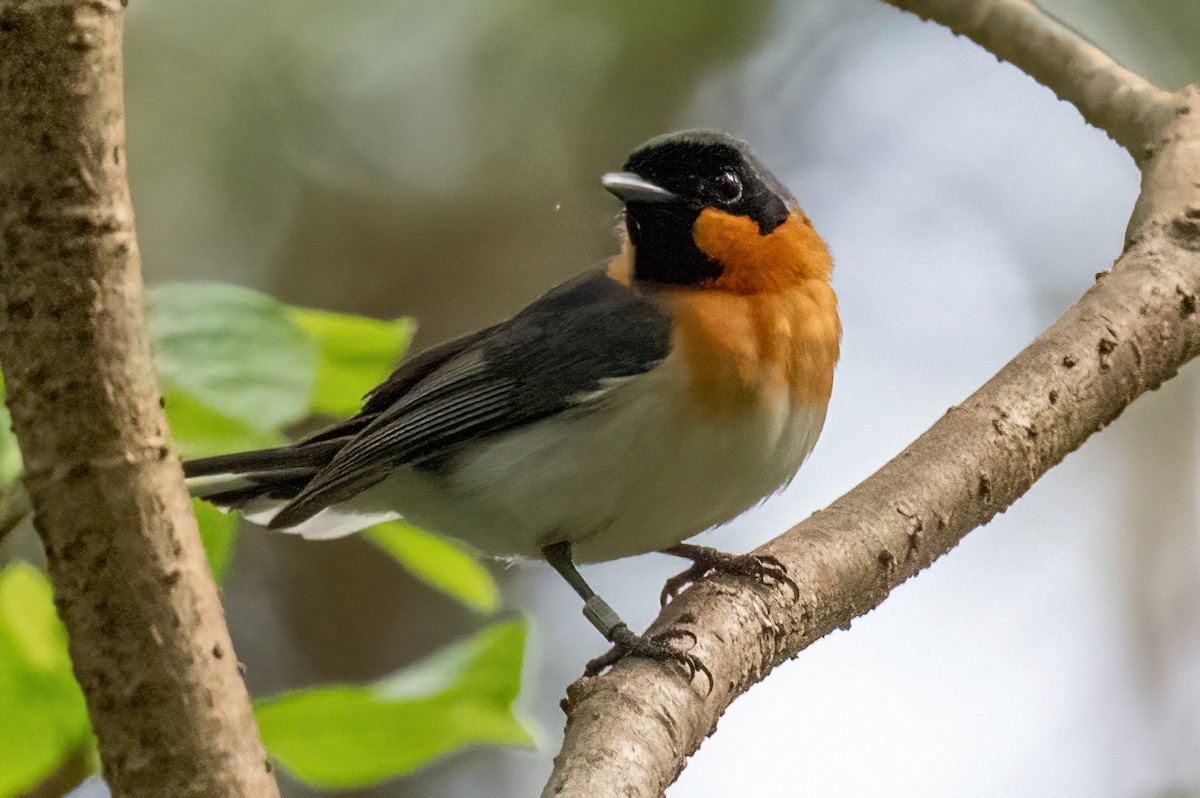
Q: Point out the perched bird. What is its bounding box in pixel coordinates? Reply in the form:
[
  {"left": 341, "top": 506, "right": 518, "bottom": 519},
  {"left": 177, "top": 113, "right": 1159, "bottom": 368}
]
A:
[{"left": 185, "top": 130, "right": 840, "bottom": 678}]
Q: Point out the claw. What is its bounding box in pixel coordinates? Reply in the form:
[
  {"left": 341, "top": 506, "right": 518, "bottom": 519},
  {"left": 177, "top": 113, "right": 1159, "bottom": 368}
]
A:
[
  {"left": 660, "top": 564, "right": 706, "bottom": 606},
  {"left": 660, "top": 546, "right": 800, "bottom": 605},
  {"left": 585, "top": 625, "right": 714, "bottom": 694}
]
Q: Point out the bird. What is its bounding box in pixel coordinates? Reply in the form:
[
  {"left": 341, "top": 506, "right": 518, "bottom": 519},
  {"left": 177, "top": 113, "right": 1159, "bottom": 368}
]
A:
[{"left": 184, "top": 129, "right": 840, "bottom": 680}]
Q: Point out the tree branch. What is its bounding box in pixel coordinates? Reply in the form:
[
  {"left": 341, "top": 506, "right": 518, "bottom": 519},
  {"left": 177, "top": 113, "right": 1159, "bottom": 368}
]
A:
[
  {"left": 0, "top": 2, "right": 279, "bottom": 795},
  {"left": 544, "top": 9, "right": 1200, "bottom": 798},
  {"left": 881, "top": 0, "right": 1177, "bottom": 161}
]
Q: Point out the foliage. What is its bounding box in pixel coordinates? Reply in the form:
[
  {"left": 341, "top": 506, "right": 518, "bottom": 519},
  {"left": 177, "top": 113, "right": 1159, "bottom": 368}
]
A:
[
  {"left": 0, "top": 376, "right": 20, "bottom": 487},
  {"left": 256, "top": 621, "right": 530, "bottom": 787},
  {"left": 364, "top": 521, "right": 500, "bottom": 615},
  {"left": 0, "top": 283, "right": 529, "bottom": 792},
  {"left": 0, "top": 564, "right": 92, "bottom": 797},
  {"left": 148, "top": 282, "right": 318, "bottom": 438}
]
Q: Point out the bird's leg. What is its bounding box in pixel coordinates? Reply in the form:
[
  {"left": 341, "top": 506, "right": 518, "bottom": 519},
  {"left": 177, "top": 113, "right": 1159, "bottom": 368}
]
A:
[
  {"left": 542, "top": 541, "right": 711, "bottom": 687},
  {"left": 541, "top": 541, "right": 627, "bottom": 641},
  {"left": 659, "top": 542, "right": 799, "bottom": 606}
]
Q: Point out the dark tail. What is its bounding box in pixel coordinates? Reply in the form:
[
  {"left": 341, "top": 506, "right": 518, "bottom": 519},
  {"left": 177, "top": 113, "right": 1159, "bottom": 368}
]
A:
[{"left": 184, "top": 437, "right": 348, "bottom": 509}]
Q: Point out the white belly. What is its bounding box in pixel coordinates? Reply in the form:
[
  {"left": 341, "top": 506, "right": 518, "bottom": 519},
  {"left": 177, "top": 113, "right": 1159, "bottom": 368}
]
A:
[{"left": 354, "top": 359, "right": 827, "bottom": 563}]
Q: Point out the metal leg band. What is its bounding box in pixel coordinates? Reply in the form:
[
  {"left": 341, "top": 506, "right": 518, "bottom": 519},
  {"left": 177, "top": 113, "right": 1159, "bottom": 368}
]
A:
[{"left": 582, "top": 596, "right": 625, "bottom": 640}]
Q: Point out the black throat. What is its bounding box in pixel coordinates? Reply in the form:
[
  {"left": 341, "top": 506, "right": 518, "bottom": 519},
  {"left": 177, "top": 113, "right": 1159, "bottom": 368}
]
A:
[{"left": 625, "top": 204, "right": 722, "bottom": 286}]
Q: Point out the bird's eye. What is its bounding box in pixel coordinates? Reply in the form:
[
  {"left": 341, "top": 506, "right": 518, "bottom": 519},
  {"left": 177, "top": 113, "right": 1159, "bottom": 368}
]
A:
[{"left": 711, "top": 170, "right": 743, "bottom": 204}]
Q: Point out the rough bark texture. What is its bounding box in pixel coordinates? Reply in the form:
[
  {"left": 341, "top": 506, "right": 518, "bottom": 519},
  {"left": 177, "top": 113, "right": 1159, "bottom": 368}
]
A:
[
  {"left": 0, "top": 2, "right": 279, "bottom": 795},
  {"left": 544, "top": 7, "right": 1200, "bottom": 797}
]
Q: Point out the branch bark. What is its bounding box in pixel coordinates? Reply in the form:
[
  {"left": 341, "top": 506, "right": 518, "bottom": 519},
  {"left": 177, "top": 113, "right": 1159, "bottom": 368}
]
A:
[
  {"left": 545, "top": 7, "right": 1200, "bottom": 798},
  {"left": 0, "top": 2, "right": 279, "bottom": 795}
]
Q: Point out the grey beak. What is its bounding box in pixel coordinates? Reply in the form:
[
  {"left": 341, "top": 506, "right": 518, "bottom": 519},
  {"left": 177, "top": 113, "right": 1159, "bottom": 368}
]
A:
[{"left": 600, "top": 172, "right": 678, "bottom": 203}]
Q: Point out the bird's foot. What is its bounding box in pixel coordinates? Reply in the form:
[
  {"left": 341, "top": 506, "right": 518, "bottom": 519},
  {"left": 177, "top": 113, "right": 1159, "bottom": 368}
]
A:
[
  {"left": 660, "top": 544, "right": 799, "bottom": 606},
  {"left": 585, "top": 624, "right": 712, "bottom": 691}
]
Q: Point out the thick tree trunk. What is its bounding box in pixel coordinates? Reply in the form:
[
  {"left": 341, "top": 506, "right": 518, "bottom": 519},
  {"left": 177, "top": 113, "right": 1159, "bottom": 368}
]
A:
[{"left": 0, "top": 2, "right": 279, "bottom": 795}]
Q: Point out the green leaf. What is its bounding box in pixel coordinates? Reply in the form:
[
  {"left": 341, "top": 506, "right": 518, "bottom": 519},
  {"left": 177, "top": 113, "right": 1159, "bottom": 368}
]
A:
[
  {"left": 0, "top": 563, "right": 91, "bottom": 796},
  {"left": 363, "top": 521, "right": 499, "bottom": 614},
  {"left": 256, "top": 619, "right": 531, "bottom": 788},
  {"left": 163, "top": 388, "right": 283, "bottom": 459},
  {"left": 0, "top": 373, "right": 22, "bottom": 487},
  {"left": 193, "top": 499, "right": 237, "bottom": 584},
  {"left": 147, "top": 282, "right": 318, "bottom": 432},
  {"left": 287, "top": 307, "right": 413, "bottom": 419},
  {"left": 0, "top": 404, "right": 20, "bottom": 488}
]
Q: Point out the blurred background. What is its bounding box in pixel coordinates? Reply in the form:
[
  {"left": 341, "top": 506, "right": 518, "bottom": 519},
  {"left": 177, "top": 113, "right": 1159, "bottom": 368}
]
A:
[{"left": 91, "top": 0, "right": 1200, "bottom": 794}]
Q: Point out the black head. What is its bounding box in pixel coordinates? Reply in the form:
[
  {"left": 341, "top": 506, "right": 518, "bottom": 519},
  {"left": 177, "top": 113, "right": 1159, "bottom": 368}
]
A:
[{"left": 603, "top": 130, "right": 795, "bottom": 286}]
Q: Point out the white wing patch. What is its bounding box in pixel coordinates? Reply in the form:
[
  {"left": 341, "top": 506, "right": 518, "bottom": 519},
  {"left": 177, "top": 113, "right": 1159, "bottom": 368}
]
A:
[
  {"left": 239, "top": 498, "right": 400, "bottom": 540},
  {"left": 565, "top": 373, "right": 647, "bottom": 406}
]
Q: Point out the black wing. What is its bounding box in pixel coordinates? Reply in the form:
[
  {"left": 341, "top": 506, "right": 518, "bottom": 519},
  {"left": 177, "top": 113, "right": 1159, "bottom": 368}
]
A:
[
  {"left": 183, "top": 323, "right": 496, "bottom": 506},
  {"left": 268, "top": 270, "right": 671, "bottom": 528}
]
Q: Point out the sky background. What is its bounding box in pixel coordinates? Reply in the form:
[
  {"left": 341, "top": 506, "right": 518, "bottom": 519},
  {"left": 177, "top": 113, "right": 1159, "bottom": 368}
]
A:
[{"left": 56, "top": 0, "right": 1200, "bottom": 795}]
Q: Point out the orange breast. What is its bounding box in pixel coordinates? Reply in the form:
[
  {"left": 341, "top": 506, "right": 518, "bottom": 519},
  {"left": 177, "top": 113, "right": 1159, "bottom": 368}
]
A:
[
  {"left": 670, "top": 209, "right": 840, "bottom": 415},
  {"left": 693, "top": 207, "right": 833, "bottom": 293},
  {"left": 606, "top": 237, "right": 634, "bottom": 285}
]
